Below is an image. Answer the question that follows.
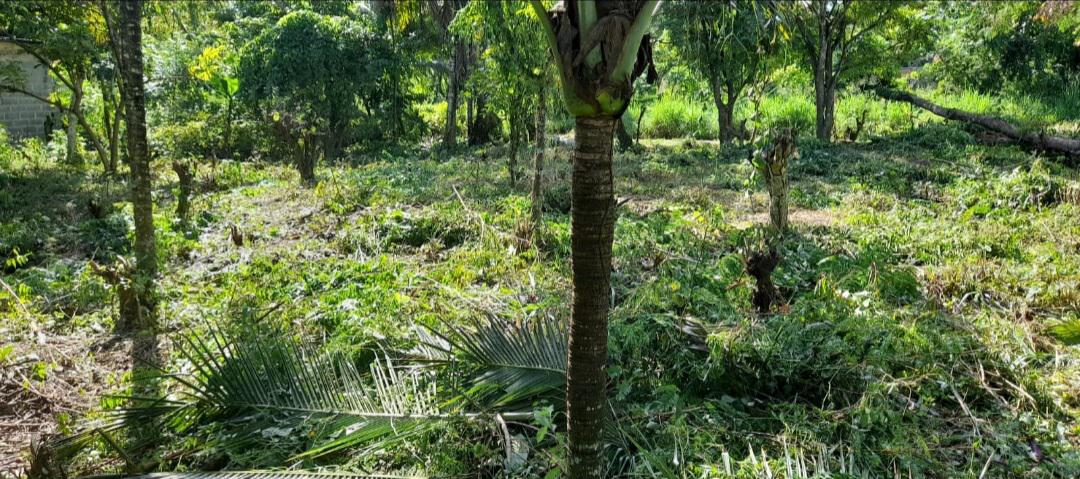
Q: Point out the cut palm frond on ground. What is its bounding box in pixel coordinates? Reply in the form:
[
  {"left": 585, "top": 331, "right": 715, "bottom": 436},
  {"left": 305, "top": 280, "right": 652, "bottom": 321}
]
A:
[
  {"left": 58, "top": 326, "right": 504, "bottom": 463},
  {"left": 416, "top": 314, "right": 568, "bottom": 407}
]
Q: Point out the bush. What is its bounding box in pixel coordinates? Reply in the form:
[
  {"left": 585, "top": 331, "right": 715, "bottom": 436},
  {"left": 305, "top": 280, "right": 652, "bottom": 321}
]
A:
[{"left": 152, "top": 118, "right": 221, "bottom": 160}]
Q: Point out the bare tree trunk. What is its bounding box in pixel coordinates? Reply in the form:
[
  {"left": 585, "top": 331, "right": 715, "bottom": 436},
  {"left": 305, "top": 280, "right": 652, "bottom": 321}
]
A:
[
  {"left": 717, "top": 99, "right": 737, "bottom": 144},
  {"left": 66, "top": 78, "right": 81, "bottom": 165},
  {"left": 764, "top": 156, "right": 789, "bottom": 233},
  {"left": 116, "top": 0, "right": 156, "bottom": 330},
  {"left": 530, "top": 90, "right": 547, "bottom": 225},
  {"left": 813, "top": 25, "right": 835, "bottom": 142},
  {"left": 172, "top": 160, "right": 195, "bottom": 227},
  {"left": 102, "top": 81, "right": 120, "bottom": 174},
  {"left": 444, "top": 39, "right": 467, "bottom": 150},
  {"left": 508, "top": 118, "right": 520, "bottom": 187},
  {"left": 567, "top": 115, "right": 617, "bottom": 479},
  {"left": 877, "top": 86, "right": 1080, "bottom": 155}
]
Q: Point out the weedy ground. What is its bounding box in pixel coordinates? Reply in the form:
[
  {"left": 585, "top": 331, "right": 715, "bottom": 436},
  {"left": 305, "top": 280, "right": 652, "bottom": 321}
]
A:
[{"left": 2, "top": 115, "right": 1080, "bottom": 477}]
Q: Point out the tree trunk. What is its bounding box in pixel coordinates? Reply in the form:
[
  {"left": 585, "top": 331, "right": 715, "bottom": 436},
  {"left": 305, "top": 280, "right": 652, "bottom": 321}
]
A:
[
  {"left": 172, "top": 160, "right": 194, "bottom": 227},
  {"left": 508, "top": 120, "right": 519, "bottom": 187},
  {"left": 530, "top": 90, "right": 547, "bottom": 225},
  {"left": 66, "top": 82, "right": 81, "bottom": 165},
  {"left": 764, "top": 156, "right": 789, "bottom": 233},
  {"left": 877, "top": 86, "right": 1080, "bottom": 156},
  {"left": 443, "top": 39, "right": 467, "bottom": 150},
  {"left": 717, "top": 99, "right": 737, "bottom": 144},
  {"left": 117, "top": 0, "right": 156, "bottom": 330},
  {"left": 102, "top": 82, "right": 119, "bottom": 174},
  {"left": 813, "top": 53, "right": 835, "bottom": 142},
  {"left": 298, "top": 140, "right": 317, "bottom": 184},
  {"left": 223, "top": 95, "right": 233, "bottom": 158},
  {"left": 469, "top": 94, "right": 498, "bottom": 146},
  {"left": 567, "top": 115, "right": 617, "bottom": 479},
  {"left": 614, "top": 110, "right": 633, "bottom": 152}
]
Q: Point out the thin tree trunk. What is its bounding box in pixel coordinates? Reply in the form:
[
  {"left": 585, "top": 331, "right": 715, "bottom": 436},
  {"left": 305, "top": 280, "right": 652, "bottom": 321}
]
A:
[
  {"left": 117, "top": 0, "right": 156, "bottom": 330},
  {"left": 567, "top": 115, "right": 617, "bottom": 479},
  {"left": 530, "top": 90, "right": 547, "bottom": 225},
  {"left": 508, "top": 119, "right": 519, "bottom": 187},
  {"left": 66, "top": 79, "right": 81, "bottom": 165},
  {"left": 813, "top": 47, "right": 837, "bottom": 141},
  {"left": 443, "top": 39, "right": 467, "bottom": 149}
]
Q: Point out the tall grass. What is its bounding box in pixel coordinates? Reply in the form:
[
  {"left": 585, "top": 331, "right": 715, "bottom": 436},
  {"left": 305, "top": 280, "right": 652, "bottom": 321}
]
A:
[{"left": 638, "top": 95, "right": 718, "bottom": 140}]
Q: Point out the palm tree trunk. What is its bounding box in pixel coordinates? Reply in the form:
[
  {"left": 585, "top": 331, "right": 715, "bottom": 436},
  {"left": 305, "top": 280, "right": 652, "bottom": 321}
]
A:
[
  {"left": 117, "top": 0, "right": 156, "bottom": 330},
  {"left": 567, "top": 115, "right": 617, "bottom": 479}
]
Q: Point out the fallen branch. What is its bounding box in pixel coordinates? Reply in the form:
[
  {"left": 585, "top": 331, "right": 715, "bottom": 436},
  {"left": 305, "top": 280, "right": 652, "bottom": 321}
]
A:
[{"left": 875, "top": 86, "right": 1080, "bottom": 156}]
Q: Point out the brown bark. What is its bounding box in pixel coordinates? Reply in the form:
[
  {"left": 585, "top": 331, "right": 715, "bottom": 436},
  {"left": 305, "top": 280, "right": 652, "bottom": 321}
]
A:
[
  {"left": 116, "top": 0, "right": 157, "bottom": 330},
  {"left": 531, "top": 90, "right": 547, "bottom": 225},
  {"left": 101, "top": 81, "right": 120, "bottom": 174},
  {"left": 66, "top": 74, "right": 81, "bottom": 165},
  {"left": 508, "top": 120, "right": 520, "bottom": 187},
  {"left": 876, "top": 87, "right": 1080, "bottom": 156},
  {"left": 761, "top": 130, "right": 794, "bottom": 233},
  {"left": 747, "top": 249, "right": 781, "bottom": 313},
  {"left": 813, "top": 9, "right": 836, "bottom": 142},
  {"left": 443, "top": 38, "right": 468, "bottom": 150},
  {"left": 172, "top": 160, "right": 195, "bottom": 226},
  {"left": 567, "top": 115, "right": 617, "bottom": 479}
]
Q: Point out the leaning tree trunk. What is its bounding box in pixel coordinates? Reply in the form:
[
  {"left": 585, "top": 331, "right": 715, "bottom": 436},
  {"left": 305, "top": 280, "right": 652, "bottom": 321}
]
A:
[
  {"left": 567, "top": 116, "right": 618, "bottom": 479},
  {"left": 117, "top": 0, "right": 157, "bottom": 330},
  {"left": 66, "top": 77, "right": 82, "bottom": 165},
  {"left": 876, "top": 86, "right": 1080, "bottom": 156},
  {"left": 530, "top": 90, "right": 547, "bottom": 225}
]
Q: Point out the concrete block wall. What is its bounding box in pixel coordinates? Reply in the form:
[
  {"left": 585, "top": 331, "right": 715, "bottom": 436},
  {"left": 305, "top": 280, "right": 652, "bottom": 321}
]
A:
[{"left": 0, "top": 41, "right": 58, "bottom": 139}]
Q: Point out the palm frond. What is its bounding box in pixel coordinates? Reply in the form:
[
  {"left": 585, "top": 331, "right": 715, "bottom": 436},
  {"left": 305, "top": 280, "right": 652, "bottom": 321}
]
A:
[
  {"left": 417, "top": 314, "right": 568, "bottom": 407},
  {"left": 65, "top": 327, "right": 445, "bottom": 461}
]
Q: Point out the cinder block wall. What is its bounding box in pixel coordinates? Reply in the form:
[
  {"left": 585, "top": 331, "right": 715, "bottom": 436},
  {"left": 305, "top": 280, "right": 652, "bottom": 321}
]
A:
[{"left": 0, "top": 41, "right": 58, "bottom": 139}]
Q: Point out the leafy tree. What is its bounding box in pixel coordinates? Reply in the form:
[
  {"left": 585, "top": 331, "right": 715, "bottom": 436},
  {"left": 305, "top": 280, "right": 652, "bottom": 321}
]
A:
[
  {"left": 529, "top": 1, "right": 661, "bottom": 476},
  {"left": 237, "top": 11, "right": 410, "bottom": 182},
  {"left": 453, "top": 1, "right": 550, "bottom": 186},
  {"left": 666, "top": 0, "right": 777, "bottom": 143},
  {"left": 929, "top": 1, "right": 1080, "bottom": 94},
  {"left": 0, "top": 1, "right": 114, "bottom": 170},
  {"left": 775, "top": 0, "right": 912, "bottom": 141}
]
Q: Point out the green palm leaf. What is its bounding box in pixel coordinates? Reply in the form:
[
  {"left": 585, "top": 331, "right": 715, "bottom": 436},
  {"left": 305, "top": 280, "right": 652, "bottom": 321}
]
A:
[
  {"left": 64, "top": 327, "right": 445, "bottom": 461},
  {"left": 417, "top": 314, "right": 568, "bottom": 407}
]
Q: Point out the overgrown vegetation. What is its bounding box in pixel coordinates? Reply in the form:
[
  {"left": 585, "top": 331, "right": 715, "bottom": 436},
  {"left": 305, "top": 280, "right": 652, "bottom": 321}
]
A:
[{"left": 2, "top": 1, "right": 1080, "bottom": 478}]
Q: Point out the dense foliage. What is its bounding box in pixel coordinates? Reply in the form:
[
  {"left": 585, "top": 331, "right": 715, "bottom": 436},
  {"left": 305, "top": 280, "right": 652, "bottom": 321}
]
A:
[{"left": 2, "top": 1, "right": 1080, "bottom": 478}]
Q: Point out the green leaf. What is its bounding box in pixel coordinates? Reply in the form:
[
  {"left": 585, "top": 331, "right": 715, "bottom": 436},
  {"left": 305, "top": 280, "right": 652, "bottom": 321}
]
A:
[{"left": 1050, "top": 319, "right": 1080, "bottom": 346}]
